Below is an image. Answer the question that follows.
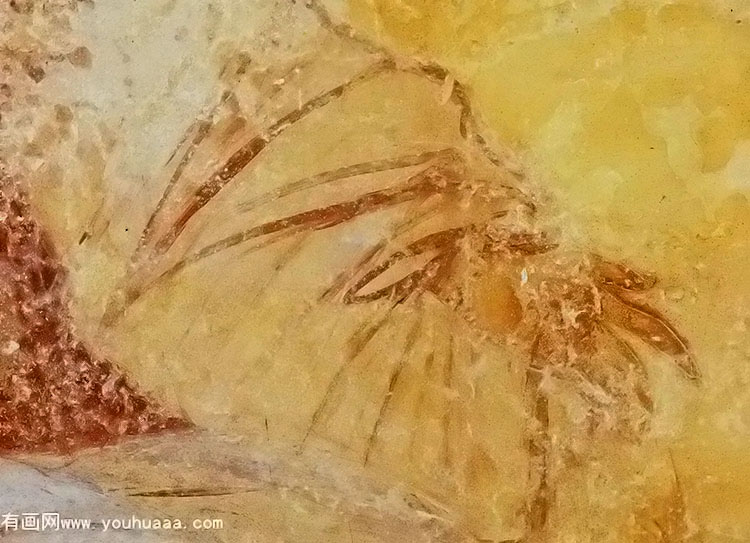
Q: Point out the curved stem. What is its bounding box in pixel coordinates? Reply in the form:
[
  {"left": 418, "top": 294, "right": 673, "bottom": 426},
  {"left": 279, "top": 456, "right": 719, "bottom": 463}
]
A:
[
  {"left": 526, "top": 336, "right": 552, "bottom": 542},
  {"left": 305, "top": 0, "right": 528, "bottom": 180},
  {"left": 152, "top": 59, "right": 394, "bottom": 255}
]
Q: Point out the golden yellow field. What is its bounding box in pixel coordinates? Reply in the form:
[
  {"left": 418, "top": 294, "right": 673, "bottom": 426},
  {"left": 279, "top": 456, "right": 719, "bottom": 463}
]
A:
[{"left": 2, "top": 0, "right": 749, "bottom": 541}]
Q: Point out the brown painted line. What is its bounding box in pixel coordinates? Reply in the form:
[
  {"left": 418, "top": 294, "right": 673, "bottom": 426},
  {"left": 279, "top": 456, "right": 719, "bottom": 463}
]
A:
[
  {"left": 128, "top": 487, "right": 261, "bottom": 498},
  {"left": 305, "top": 0, "right": 531, "bottom": 183},
  {"left": 236, "top": 149, "right": 458, "bottom": 213},
  {"left": 598, "top": 322, "right": 655, "bottom": 413},
  {"left": 320, "top": 200, "right": 444, "bottom": 303},
  {"left": 135, "top": 118, "right": 213, "bottom": 258},
  {"left": 161, "top": 168, "right": 452, "bottom": 281},
  {"left": 363, "top": 312, "right": 423, "bottom": 466},
  {"left": 441, "top": 333, "right": 455, "bottom": 470},
  {"left": 153, "top": 59, "right": 395, "bottom": 256},
  {"left": 301, "top": 308, "right": 395, "bottom": 444},
  {"left": 601, "top": 286, "right": 699, "bottom": 381}
]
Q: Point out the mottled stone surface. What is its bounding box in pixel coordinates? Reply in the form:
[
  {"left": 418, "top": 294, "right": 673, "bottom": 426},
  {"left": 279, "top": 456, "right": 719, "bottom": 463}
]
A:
[{"left": 2, "top": 0, "right": 750, "bottom": 541}]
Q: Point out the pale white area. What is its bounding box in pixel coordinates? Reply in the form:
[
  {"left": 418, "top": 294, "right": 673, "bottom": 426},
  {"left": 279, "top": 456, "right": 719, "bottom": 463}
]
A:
[
  {"left": 724, "top": 140, "right": 750, "bottom": 189},
  {"left": 45, "top": 0, "right": 325, "bottom": 182},
  {"left": 2, "top": 431, "right": 467, "bottom": 543},
  {"left": 0, "top": 460, "right": 168, "bottom": 542},
  {"left": 644, "top": 101, "right": 704, "bottom": 177}
]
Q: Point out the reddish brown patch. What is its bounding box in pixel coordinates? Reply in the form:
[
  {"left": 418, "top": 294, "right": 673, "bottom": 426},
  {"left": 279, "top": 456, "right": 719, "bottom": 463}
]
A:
[
  {"left": 66, "top": 46, "right": 92, "bottom": 69},
  {"left": 0, "top": 177, "right": 188, "bottom": 453}
]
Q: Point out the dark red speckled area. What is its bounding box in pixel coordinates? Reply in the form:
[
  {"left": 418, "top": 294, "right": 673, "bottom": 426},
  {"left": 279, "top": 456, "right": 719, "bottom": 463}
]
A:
[{"left": 0, "top": 175, "right": 188, "bottom": 453}]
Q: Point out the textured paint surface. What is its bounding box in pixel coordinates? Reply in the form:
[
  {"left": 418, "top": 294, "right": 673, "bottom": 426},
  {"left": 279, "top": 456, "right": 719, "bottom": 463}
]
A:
[
  {"left": 0, "top": 178, "right": 186, "bottom": 451},
  {"left": 1, "top": 1, "right": 749, "bottom": 542}
]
